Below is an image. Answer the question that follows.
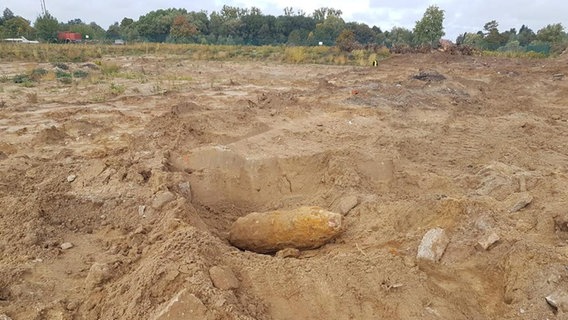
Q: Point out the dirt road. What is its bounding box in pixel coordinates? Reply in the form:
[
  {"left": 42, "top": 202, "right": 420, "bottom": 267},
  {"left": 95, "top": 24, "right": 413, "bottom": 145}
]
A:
[{"left": 1, "top": 52, "right": 568, "bottom": 319}]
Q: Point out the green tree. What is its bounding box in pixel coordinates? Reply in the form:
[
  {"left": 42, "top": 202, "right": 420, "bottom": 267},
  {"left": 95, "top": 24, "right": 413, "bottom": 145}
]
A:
[
  {"left": 313, "top": 15, "right": 345, "bottom": 45},
  {"left": 386, "top": 27, "right": 414, "bottom": 47},
  {"left": 517, "top": 25, "right": 536, "bottom": 46},
  {"left": 135, "top": 8, "right": 187, "bottom": 42},
  {"left": 169, "top": 15, "right": 198, "bottom": 42},
  {"left": 536, "top": 23, "right": 565, "bottom": 43},
  {"left": 413, "top": 5, "right": 445, "bottom": 46},
  {"left": 120, "top": 18, "right": 134, "bottom": 28},
  {"left": 2, "top": 8, "right": 15, "bottom": 23},
  {"left": 346, "top": 22, "right": 376, "bottom": 45},
  {"left": 482, "top": 20, "right": 506, "bottom": 50},
  {"left": 484, "top": 20, "right": 498, "bottom": 33},
  {"left": 312, "top": 7, "right": 342, "bottom": 21},
  {"left": 106, "top": 22, "right": 121, "bottom": 39},
  {"left": 2, "top": 16, "right": 35, "bottom": 38},
  {"left": 34, "top": 12, "right": 59, "bottom": 41},
  {"left": 336, "top": 29, "right": 357, "bottom": 52},
  {"left": 463, "top": 32, "right": 484, "bottom": 47}
]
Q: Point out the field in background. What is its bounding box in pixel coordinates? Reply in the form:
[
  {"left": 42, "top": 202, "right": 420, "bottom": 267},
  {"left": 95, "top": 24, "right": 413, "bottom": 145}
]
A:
[{"left": 0, "top": 43, "right": 394, "bottom": 66}]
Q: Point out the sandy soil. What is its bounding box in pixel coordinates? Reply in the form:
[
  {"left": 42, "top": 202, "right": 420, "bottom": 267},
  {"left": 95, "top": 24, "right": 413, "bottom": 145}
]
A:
[{"left": 1, "top": 52, "right": 568, "bottom": 319}]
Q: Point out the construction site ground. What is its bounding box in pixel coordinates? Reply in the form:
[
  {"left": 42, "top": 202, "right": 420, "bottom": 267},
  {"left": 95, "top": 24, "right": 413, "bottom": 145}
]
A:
[{"left": 1, "top": 52, "right": 568, "bottom": 319}]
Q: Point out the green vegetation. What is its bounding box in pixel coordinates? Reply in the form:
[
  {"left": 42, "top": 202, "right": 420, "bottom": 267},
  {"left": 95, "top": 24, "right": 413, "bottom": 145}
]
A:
[
  {"left": 109, "top": 83, "right": 125, "bottom": 95},
  {"left": 0, "top": 5, "right": 566, "bottom": 57},
  {"left": 413, "top": 6, "right": 445, "bottom": 47},
  {"left": 0, "top": 43, "right": 390, "bottom": 65},
  {"left": 458, "top": 21, "right": 567, "bottom": 55},
  {"left": 72, "top": 70, "right": 89, "bottom": 78}
]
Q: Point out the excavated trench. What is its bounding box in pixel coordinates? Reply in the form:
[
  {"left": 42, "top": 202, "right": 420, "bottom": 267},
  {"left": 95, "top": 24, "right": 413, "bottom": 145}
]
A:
[{"left": 167, "top": 140, "right": 395, "bottom": 234}]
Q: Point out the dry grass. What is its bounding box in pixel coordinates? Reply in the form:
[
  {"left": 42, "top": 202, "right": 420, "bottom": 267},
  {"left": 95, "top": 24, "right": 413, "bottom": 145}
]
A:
[
  {"left": 0, "top": 43, "right": 391, "bottom": 66},
  {"left": 481, "top": 50, "right": 548, "bottom": 59}
]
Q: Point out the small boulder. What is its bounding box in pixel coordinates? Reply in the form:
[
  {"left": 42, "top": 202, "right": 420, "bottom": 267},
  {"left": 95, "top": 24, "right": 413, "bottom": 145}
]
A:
[
  {"left": 67, "top": 174, "right": 77, "bottom": 182},
  {"left": 337, "top": 195, "right": 359, "bottom": 215},
  {"left": 178, "top": 182, "right": 191, "bottom": 201},
  {"left": 138, "top": 205, "right": 146, "bottom": 217},
  {"left": 417, "top": 228, "right": 449, "bottom": 263},
  {"left": 507, "top": 192, "right": 533, "bottom": 213},
  {"left": 476, "top": 232, "right": 500, "bottom": 250},
  {"left": 152, "top": 289, "right": 207, "bottom": 320},
  {"left": 60, "top": 242, "right": 74, "bottom": 250},
  {"left": 209, "top": 266, "right": 239, "bottom": 290},
  {"left": 85, "top": 262, "right": 111, "bottom": 290},
  {"left": 152, "top": 191, "right": 175, "bottom": 210},
  {"left": 546, "top": 291, "right": 568, "bottom": 313}
]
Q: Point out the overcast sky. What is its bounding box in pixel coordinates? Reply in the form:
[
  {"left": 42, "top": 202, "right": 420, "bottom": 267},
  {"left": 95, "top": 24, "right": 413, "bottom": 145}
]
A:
[{"left": 3, "top": 0, "right": 566, "bottom": 41}]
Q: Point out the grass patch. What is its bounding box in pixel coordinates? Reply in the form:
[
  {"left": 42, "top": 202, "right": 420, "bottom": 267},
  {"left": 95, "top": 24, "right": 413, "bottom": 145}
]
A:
[
  {"left": 100, "top": 62, "right": 121, "bottom": 76},
  {"left": 13, "top": 74, "right": 31, "bottom": 84},
  {"left": 481, "top": 50, "right": 548, "bottom": 58},
  {"left": 73, "top": 70, "right": 89, "bottom": 78},
  {"left": 31, "top": 68, "right": 48, "bottom": 78},
  {"left": 109, "top": 83, "right": 126, "bottom": 95}
]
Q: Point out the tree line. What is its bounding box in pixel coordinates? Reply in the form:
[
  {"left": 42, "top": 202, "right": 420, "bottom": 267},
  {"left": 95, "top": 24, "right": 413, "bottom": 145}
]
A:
[{"left": 1, "top": 5, "right": 567, "bottom": 54}]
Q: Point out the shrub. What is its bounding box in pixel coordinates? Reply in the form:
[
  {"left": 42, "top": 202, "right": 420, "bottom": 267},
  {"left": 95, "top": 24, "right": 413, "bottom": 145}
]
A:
[
  {"left": 284, "top": 47, "right": 306, "bottom": 63},
  {"left": 73, "top": 70, "right": 89, "bottom": 78},
  {"left": 101, "top": 63, "right": 121, "bottom": 76},
  {"left": 109, "top": 83, "right": 125, "bottom": 95},
  {"left": 13, "top": 74, "right": 31, "bottom": 84}
]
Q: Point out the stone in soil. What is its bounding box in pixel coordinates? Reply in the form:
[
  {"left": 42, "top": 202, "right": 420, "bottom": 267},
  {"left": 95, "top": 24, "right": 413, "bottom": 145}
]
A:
[
  {"left": 417, "top": 228, "right": 449, "bottom": 262},
  {"left": 337, "top": 195, "right": 359, "bottom": 215},
  {"left": 85, "top": 262, "right": 111, "bottom": 290},
  {"left": 209, "top": 266, "right": 239, "bottom": 290},
  {"left": 275, "top": 247, "right": 301, "bottom": 258},
  {"left": 507, "top": 192, "right": 533, "bottom": 213},
  {"left": 476, "top": 232, "right": 500, "bottom": 250},
  {"left": 152, "top": 289, "right": 207, "bottom": 320},
  {"left": 60, "top": 242, "right": 74, "bottom": 250},
  {"left": 152, "top": 191, "right": 176, "bottom": 210}
]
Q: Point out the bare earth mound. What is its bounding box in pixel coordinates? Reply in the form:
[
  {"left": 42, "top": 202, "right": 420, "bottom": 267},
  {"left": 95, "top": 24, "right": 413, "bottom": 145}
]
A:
[{"left": 1, "top": 53, "right": 568, "bottom": 319}]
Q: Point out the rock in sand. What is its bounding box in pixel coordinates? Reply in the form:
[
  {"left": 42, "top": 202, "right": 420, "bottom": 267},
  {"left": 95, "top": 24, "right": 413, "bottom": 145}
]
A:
[
  {"left": 152, "top": 289, "right": 207, "bottom": 320},
  {"left": 507, "top": 192, "right": 533, "bottom": 213},
  {"left": 337, "top": 195, "right": 359, "bottom": 215},
  {"left": 209, "top": 266, "right": 239, "bottom": 290},
  {"left": 60, "top": 242, "right": 74, "bottom": 250},
  {"left": 152, "top": 191, "right": 175, "bottom": 210},
  {"left": 229, "top": 206, "right": 344, "bottom": 253},
  {"left": 546, "top": 291, "right": 568, "bottom": 313},
  {"left": 476, "top": 232, "right": 500, "bottom": 250},
  {"left": 275, "top": 247, "right": 301, "bottom": 258},
  {"left": 85, "top": 262, "right": 111, "bottom": 290},
  {"left": 417, "top": 228, "right": 449, "bottom": 262}
]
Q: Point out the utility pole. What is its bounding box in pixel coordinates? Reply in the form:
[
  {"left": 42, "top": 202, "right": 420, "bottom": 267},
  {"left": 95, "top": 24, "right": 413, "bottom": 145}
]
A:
[{"left": 40, "top": 0, "right": 47, "bottom": 15}]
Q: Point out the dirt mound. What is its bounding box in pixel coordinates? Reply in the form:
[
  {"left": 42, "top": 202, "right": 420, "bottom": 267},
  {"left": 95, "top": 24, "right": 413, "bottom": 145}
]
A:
[
  {"left": 32, "top": 126, "right": 69, "bottom": 144},
  {"left": 412, "top": 70, "right": 446, "bottom": 81}
]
